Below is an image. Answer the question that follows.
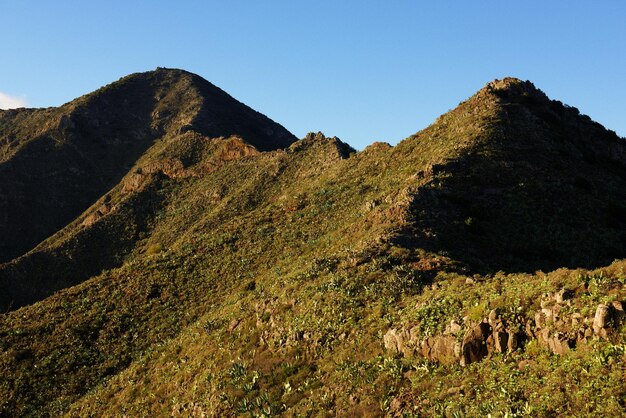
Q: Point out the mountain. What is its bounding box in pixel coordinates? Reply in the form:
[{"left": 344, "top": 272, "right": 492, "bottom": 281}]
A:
[
  {"left": 1, "top": 73, "right": 626, "bottom": 417},
  {"left": 0, "top": 68, "right": 295, "bottom": 265},
  {"left": 396, "top": 78, "right": 626, "bottom": 272}
]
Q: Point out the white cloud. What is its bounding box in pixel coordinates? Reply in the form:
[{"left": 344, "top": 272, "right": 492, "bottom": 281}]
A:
[{"left": 0, "top": 92, "right": 28, "bottom": 109}]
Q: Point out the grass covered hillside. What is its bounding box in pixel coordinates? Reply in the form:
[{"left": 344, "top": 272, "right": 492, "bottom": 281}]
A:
[
  {"left": 0, "top": 68, "right": 295, "bottom": 265},
  {"left": 1, "top": 72, "right": 626, "bottom": 417}
]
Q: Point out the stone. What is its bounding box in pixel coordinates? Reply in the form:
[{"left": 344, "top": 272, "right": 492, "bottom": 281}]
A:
[
  {"left": 541, "top": 308, "right": 554, "bottom": 323},
  {"left": 363, "top": 200, "right": 378, "bottom": 211},
  {"left": 383, "top": 326, "right": 422, "bottom": 357},
  {"left": 554, "top": 288, "right": 572, "bottom": 304},
  {"left": 593, "top": 304, "right": 611, "bottom": 335},
  {"left": 445, "top": 320, "right": 462, "bottom": 335},
  {"left": 228, "top": 318, "right": 241, "bottom": 332},
  {"left": 383, "top": 328, "right": 405, "bottom": 355},
  {"left": 517, "top": 359, "right": 534, "bottom": 370},
  {"left": 548, "top": 333, "right": 571, "bottom": 355},
  {"left": 493, "top": 321, "right": 505, "bottom": 333},
  {"left": 461, "top": 322, "right": 491, "bottom": 365},
  {"left": 534, "top": 311, "right": 545, "bottom": 330},
  {"left": 493, "top": 331, "right": 509, "bottom": 353},
  {"left": 421, "top": 335, "right": 459, "bottom": 364},
  {"left": 488, "top": 309, "right": 498, "bottom": 327},
  {"left": 525, "top": 321, "right": 534, "bottom": 338},
  {"left": 538, "top": 328, "right": 552, "bottom": 348},
  {"left": 507, "top": 332, "right": 522, "bottom": 352},
  {"left": 446, "top": 386, "right": 464, "bottom": 396},
  {"left": 571, "top": 312, "right": 583, "bottom": 328},
  {"left": 122, "top": 172, "right": 146, "bottom": 193},
  {"left": 554, "top": 289, "right": 565, "bottom": 304},
  {"left": 82, "top": 203, "right": 112, "bottom": 227},
  {"left": 388, "top": 398, "right": 404, "bottom": 415}
]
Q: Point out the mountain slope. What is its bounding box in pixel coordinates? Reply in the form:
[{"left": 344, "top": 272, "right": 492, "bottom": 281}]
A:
[
  {"left": 1, "top": 76, "right": 626, "bottom": 417},
  {"left": 0, "top": 68, "right": 295, "bottom": 264},
  {"left": 396, "top": 78, "right": 626, "bottom": 272}
]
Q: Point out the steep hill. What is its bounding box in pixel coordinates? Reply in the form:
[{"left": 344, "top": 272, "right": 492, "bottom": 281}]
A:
[
  {"left": 396, "top": 78, "right": 626, "bottom": 272},
  {"left": 0, "top": 68, "right": 295, "bottom": 264},
  {"left": 1, "top": 74, "right": 626, "bottom": 417}
]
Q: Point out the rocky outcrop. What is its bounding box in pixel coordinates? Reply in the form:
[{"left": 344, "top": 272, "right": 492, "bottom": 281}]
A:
[
  {"left": 383, "top": 327, "right": 460, "bottom": 364},
  {"left": 383, "top": 328, "right": 409, "bottom": 356},
  {"left": 384, "top": 290, "right": 625, "bottom": 365},
  {"left": 121, "top": 159, "right": 190, "bottom": 194},
  {"left": 460, "top": 322, "right": 490, "bottom": 365},
  {"left": 81, "top": 202, "right": 114, "bottom": 227},
  {"left": 421, "top": 335, "right": 460, "bottom": 364}
]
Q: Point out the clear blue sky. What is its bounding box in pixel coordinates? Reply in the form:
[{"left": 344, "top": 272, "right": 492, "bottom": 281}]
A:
[{"left": 2, "top": 1, "right": 625, "bottom": 149}]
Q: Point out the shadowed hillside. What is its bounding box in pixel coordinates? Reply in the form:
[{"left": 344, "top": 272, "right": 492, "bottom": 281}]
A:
[
  {"left": 0, "top": 68, "right": 295, "bottom": 264},
  {"left": 395, "top": 78, "right": 626, "bottom": 272}
]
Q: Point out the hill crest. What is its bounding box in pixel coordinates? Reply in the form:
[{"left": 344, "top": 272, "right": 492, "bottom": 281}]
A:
[
  {"left": 2, "top": 71, "right": 626, "bottom": 417},
  {"left": 0, "top": 68, "right": 296, "bottom": 264}
]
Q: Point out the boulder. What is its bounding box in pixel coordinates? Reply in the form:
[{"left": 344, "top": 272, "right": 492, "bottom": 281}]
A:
[
  {"left": 444, "top": 320, "right": 462, "bottom": 335},
  {"left": 493, "top": 331, "right": 509, "bottom": 353},
  {"left": 82, "top": 203, "right": 112, "bottom": 227},
  {"left": 593, "top": 304, "right": 611, "bottom": 336},
  {"left": 228, "top": 318, "right": 241, "bottom": 332},
  {"left": 460, "top": 322, "right": 491, "bottom": 365},
  {"left": 547, "top": 332, "right": 571, "bottom": 355},
  {"left": 383, "top": 328, "right": 407, "bottom": 355},
  {"left": 421, "top": 335, "right": 459, "bottom": 364},
  {"left": 122, "top": 172, "right": 147, "bottom": 193}
]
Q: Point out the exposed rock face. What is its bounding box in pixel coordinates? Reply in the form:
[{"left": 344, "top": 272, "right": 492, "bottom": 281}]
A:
[
  {"left": 290, "top": 131, "right": 354, "bottom": 160},
  {"left": 593, "top": 304, "right": 611, "bottom": 336},
  {"left": 384, "top": 290, "right": 625, "bottom": 365},
  {"left": 81, "top": 203, "right": 113, "bottom": 227},
  {"left": 383, "top": 328, "right": 406, "bottom": 355},
  {"left": 384, "top": 328, "right": 460, "bottom": 364},
  {"left": 421, "top": 335, "right": 459, "bottom": 364},
  {"left": 460, "top": 322, "right": 491, "bottom": 365}
]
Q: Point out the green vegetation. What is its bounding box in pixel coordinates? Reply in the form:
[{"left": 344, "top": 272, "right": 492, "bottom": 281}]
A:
[{"left": 1, "top": 73, "right": 626, "bottom": 416}]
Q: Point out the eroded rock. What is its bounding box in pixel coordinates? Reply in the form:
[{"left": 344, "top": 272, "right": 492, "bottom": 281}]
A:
[
  {"left": 460, "top": 322, "right": 491, "bottom": 365},
  {"left": 593, "top": 304, "right": 611, "bottom": 336},
  {"left": 384, "top": 295, "right": 622, "bottom": 365},
  {"left": 421, "top": 335, "right": 459, "bottom": 364}
]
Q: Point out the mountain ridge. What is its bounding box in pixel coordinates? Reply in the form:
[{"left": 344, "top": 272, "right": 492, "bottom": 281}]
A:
[
  {"left": 0, "top": 67, "right": 296, "bottom": 265},
  {"left": 392, "top": 76, "right": 626, "bottom": 272},
  {"left": 2, "top": 71, "right": 626, "bottom": 417}
]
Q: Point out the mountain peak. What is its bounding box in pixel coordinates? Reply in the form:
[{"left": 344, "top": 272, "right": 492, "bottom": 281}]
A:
[
  {"left": 0, "top": 69, "right": 296, "bottom": 264},
  {"left": 75, "top": 68, "right": 297, "bottom": 151},
  {"left": 477, "top": 77, "right": 549, "bottom": 103},
  {"left": 395, "top": 76, "right": 626, "bottom": 273},
  {"left": 289, "top": 131, "right": 355, "bottom": 158},
  {"left": 486, "top": 76, "right": 531, "bottom": 90}
]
